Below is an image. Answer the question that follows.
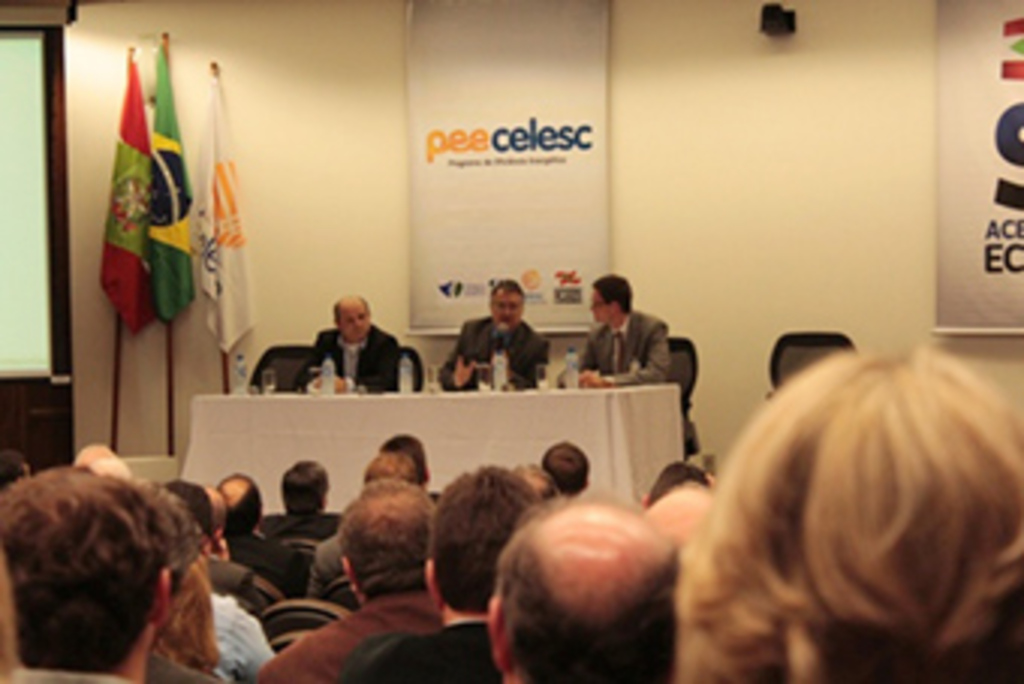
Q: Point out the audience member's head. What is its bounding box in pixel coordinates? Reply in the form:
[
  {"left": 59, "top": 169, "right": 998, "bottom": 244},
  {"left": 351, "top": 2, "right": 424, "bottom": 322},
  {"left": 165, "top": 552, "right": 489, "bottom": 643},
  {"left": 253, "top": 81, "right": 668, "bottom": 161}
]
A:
[
  {"left": 74, "top": 443, "right": 132, "bottom": 480},
  {"left": 490, "top": 500, "right": 677, "bottom": 684},
  {"left": 430, "top": 467, "right": 539, "bottom": 616},
  {"left": 218, "top": 473, "right": 262, "bottom": 536},
  {"left": 513, "top": 464, "right": 558, "bottom": 501},
  {"left": 645, "top": 485, "right": 714, "bottom": 548},
  {"left": 153, "top": 557, "right": 219, "bottom": 675},
  {"left": 0, "top": 449, "right": 29, "bottom": 491},
  {"left": 379, "top": 434, "right": 429, "bottom": 486},
  {"left": 541, "top": 442, "right": 589, "bottom": 495},
  {"left": 166, "top": 479, "right": 214, "bottom": 543},
  {"left": 205, "top": 486, "right": 230, "bottom": 558},
  {"left": 338, "top": 479, "right": 434, "bottom": 603},
  {"left": 363, "top": 452, "right": 419, "bottom": 485},
  {"left": 677, "top": 348, "right": 1024, "bottom": 683},
  {"left": 0, "top": 547, "right": 19, "bottom": 679},
  {"left": 152, "top": 484, "right": 202, "bottom": 593},
  {"left": 282, "top": 460, "right": 329, "bottom": 515},
  {"left": 645, "top": 461, "right": 711, "bottom": 507},
  {"left": 0, "top": 468, "right": 178, "bottom": 678}
]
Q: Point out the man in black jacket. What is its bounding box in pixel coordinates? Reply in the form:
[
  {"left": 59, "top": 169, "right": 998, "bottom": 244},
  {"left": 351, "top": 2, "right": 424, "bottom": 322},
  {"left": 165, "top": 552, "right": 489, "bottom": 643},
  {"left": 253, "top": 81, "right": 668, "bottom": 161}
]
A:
[
  {"left": 218, "top": 473, "right": 310, "bottom": 599},
  {"left": 308, "top": 296, "right": 400, "bottom": 393}
]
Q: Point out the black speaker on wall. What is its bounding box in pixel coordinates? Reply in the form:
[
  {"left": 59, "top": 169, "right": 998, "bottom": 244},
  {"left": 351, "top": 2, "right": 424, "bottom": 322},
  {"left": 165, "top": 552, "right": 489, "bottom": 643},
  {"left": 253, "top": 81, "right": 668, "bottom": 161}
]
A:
[{"left": 761, "top": 4, "right": 796, "bottom": 36}]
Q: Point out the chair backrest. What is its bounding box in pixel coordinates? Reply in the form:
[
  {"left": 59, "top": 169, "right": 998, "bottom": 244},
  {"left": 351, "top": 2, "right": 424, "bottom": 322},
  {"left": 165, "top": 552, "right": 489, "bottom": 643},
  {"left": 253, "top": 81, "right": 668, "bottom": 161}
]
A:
[
  {"left": 769, "top": 332, "right": 855, "bottom": 389},
  {"left": 667, "top": 337, "right": 698, "bottom": 415},
  {"left": 252, "top": 573, "right": 286, "bottom": 610},
  {"left": 319, "top": 575, "right": 361, "bottom": 611},
  {"left": 251, "top": 345, "right": 318, "bottom": 392},
  {"left": 399, "top": 345, "right": 424, "bottom": 392},
  {"left": 280, "top": 537, "right": 319, "bottom": 559},
  {"left": 260, "top": 598, "right": 351, "bottom": 647}
]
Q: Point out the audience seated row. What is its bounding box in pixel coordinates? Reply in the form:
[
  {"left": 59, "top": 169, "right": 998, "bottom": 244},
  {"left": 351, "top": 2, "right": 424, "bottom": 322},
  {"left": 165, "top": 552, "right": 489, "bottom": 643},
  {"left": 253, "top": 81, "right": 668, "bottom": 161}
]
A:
[{"left": 4, "top": 346, "right": 1024, "bottom": 684}]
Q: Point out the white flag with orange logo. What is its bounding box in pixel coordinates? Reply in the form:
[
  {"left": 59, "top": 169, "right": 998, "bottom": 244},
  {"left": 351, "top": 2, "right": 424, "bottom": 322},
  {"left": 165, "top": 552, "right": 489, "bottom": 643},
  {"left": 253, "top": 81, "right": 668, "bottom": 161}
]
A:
[{"left": 193, "top": 66, "right": 254, "bottom": 352}]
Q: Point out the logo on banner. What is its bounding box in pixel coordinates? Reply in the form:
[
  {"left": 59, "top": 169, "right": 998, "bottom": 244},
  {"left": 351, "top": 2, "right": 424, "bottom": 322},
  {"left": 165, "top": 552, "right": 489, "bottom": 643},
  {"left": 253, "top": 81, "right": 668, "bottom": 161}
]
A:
[
  {"left": 988, "top": 17, "right": 1024, "bottom": 273},
  {"left": 440, "top": 280, "right": 489, "bottom": 298},
  {"left": 439, "top": 281, "right": 464, "bottom": 298},
  {"left": 426, "top": 117, "right": 593, "bottom": 164},
  {"left": 519, "top": 269, "right": 545, "bottom": 303},
  {"left": 553, "top": 269, "right": 583, "bottom": 304}
]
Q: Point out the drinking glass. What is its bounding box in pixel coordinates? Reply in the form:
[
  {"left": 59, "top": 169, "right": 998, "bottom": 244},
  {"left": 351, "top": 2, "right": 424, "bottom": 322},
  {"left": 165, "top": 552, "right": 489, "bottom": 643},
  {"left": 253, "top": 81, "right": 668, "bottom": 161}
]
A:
[
  {"left": 426, "top": 365, "right": 442, "bottom": 394},
  {"left": 535, "top": 364, "right": 549, "bottom": 391},
  {"left": 476, "top": 363, "right": 493, "bottom": 392},
  {"left": 261, "top": 368, "right": 277, "bottom": 395}
]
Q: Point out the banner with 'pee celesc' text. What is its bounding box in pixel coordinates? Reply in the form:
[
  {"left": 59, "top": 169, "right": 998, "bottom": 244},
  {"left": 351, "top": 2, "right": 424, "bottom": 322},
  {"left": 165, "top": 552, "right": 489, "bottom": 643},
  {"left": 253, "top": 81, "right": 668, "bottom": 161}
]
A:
[{"left": 407, "top": 0, "right": 609, "bottom": 332}]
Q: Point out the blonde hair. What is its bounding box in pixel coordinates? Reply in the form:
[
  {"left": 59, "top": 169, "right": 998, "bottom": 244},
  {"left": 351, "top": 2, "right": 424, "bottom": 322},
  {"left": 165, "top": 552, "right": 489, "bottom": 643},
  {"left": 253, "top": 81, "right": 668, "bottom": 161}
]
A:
[
  {"left": 154, "top": 557, "right": 219, "bottom": 674},
  {"left": 677, "top": 348, "right": 1024, "bottom": 683}
]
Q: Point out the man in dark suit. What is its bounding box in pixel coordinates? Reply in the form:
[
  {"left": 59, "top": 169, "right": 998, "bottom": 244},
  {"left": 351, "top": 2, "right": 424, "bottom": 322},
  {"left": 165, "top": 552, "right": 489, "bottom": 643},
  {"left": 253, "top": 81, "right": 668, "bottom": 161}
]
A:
[
  {"left": 440, "top": 280, "right": 549, "bottom": 391},
  {"left": 218, "top": 473, "right": 310, "bottom": 599},
  {"left": 340, "top": 467, "right": 539, "bottom": 684},
  {"left": 308, "top": 296, "right": 400, "bottom": 393},
  {"left": 261, "top": 460, "right": 340, "bottom": 543},
  {"left": 488, "top": 501, "right": 678, "bottom": 684},
  {"left": 580, "top": 274, "right": 670, "bottom": 388},
  {"left": 258, "top": 480, "right": 442, "bottom": 684}
]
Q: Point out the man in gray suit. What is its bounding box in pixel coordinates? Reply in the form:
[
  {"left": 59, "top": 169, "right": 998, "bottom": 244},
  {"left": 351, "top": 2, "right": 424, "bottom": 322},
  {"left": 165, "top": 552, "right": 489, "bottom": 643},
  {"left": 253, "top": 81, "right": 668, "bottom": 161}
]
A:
[
  {"left": 440, "top": 279, "right": 549, "bottom": 391},
  {"left": 580, "top": 274, "right": 670, "bottom": 388}
]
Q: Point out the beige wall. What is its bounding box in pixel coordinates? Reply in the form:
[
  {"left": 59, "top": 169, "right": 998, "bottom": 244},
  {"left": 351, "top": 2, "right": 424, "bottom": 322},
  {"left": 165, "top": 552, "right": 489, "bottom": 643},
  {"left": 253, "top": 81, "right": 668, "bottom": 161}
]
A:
[{"left": 65, "top": 0, "right": 1024, "bottom": 477}]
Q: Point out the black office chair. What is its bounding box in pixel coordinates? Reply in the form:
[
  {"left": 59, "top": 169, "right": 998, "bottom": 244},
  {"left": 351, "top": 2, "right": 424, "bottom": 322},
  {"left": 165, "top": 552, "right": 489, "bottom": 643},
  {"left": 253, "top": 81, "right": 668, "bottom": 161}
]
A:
[
  {"left": 260, "top": 598, "right": 351, "bottom": 651},
  {"left": 667, "top": 337, "right": 700, "bottom": 457},
  {"left": 319, "top": 575, "right": 361, "bottom": 611},
  {"left": 769, "top": 332, "right": 855, "bottom": 390},
  {"left": 250, "top": 345, "right": 318, "bottom": 392},
  {"left": 399, "top": 345, "right": 425, "bottom": 392}
]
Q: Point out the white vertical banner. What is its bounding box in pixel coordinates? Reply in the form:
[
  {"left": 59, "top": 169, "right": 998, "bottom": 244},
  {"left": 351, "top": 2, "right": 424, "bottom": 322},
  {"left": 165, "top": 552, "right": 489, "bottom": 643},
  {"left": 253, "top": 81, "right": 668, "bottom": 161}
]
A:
[
  {"left": 407, "top": 0, "right": 609, "bottom": 332},
  {"left": 938, "top": 0, "right": 1024, "bottom": 332},
  {"left": 193, "top": 69, "right": 254, "bottom": 352}
]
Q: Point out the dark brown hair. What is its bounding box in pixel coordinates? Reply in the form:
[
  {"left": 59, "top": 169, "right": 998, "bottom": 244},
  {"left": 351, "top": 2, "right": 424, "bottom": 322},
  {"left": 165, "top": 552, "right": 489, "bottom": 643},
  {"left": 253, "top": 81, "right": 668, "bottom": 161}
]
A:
[{"left": 431, "top": 467, "right": 538, "bottom": 612}]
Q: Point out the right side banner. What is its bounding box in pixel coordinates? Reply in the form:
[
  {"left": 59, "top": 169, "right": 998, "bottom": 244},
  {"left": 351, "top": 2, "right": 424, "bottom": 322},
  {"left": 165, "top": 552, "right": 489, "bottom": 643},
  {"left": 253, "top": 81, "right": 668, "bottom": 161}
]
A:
[{"left": 938, "top": 0, "right": 1024, "bottom": 332}]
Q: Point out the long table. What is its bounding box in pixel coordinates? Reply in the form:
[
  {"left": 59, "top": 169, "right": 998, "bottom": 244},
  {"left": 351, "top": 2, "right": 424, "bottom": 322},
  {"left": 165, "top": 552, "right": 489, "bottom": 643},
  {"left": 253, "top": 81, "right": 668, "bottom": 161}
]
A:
[{"left": 182, "top": 385, "right": 683, "bottom": 512}]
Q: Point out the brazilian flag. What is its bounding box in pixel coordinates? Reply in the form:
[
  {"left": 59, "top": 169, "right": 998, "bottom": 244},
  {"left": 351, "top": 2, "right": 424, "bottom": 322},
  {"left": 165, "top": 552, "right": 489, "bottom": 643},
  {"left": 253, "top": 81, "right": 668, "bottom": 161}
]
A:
[{"left": 150, "top": 35, "right": 194, "bottom": 322}]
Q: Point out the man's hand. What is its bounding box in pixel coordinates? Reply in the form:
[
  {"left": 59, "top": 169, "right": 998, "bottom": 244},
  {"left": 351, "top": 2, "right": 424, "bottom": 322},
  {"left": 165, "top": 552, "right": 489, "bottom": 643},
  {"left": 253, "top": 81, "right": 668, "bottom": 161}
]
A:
[
  {"left": 580, "top": 370, "right": 614, "bottom": 389},
  {"left": 308, "top": 376, "right": 348, "bottom": 393},
  {"left": 454, "top": 356, "right": 476, "bottom": 389}
]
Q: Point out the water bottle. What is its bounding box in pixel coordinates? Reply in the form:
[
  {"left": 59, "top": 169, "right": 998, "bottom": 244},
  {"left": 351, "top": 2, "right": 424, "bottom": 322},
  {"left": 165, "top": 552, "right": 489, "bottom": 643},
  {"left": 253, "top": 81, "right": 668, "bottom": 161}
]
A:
[
  {"left": 493, "top": 349, "right": 508, "bottom": 391},
  {"left": 320, "top": 356, "right": 336, "bottom": 396},
  {"left": 564, "top": 347, "right": 579, "bottom": 389},
  {"left": 399, "top": 353, "right": 414, "bottom": 394},
  {"left": 232, "top": 353, "right": 249, "bottom": 395}
]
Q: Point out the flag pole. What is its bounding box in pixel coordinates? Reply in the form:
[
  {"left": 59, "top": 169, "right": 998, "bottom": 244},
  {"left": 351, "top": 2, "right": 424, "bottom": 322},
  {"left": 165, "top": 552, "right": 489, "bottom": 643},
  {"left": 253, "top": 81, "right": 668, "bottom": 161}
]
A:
[
  {"left": 111, "top": 318, "right": 122, "bottom": 452},
  {"left": 166, "top": 324, "right": 176, "bottom": 454},
  {"left": 109, "top": 46, "right": 136, "bottom": 454},
  {"left": 163, "top": 33, "right": 176, "bottom": 457},
  {"left": 221, "top": 351, "right": 229, "bottom": 394},
  {"left": 211, "top": 60, "right": 228, "bottom": 394}
]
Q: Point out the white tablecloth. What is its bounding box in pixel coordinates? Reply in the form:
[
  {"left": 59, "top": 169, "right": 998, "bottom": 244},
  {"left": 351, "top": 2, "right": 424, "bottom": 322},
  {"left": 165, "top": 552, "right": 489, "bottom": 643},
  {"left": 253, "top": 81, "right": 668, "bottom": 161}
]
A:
[{"left": 182, "top": 385, "right": 682, "bottom": 511}]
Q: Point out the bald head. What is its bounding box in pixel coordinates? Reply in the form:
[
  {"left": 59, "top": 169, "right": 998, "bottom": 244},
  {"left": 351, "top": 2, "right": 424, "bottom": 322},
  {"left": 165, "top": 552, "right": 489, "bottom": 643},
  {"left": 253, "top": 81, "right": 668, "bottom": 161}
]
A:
[
  {"left": 74, "top": 445, "right": 131, "bottom": 480},
  {"left": 645, "top": 485, "right": 713, "bottom": 548},
  {"left": 217, "top": 474, "right": 262, "bottom": 536},
  {"left": 491, "top": 502, "right": 677, "bottom": 684},
  {"left": 334, "top": 296, "right": 372, "bottom": 345}
]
